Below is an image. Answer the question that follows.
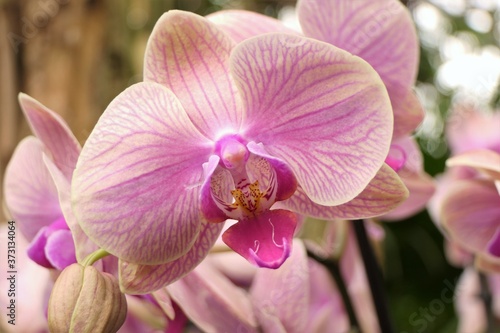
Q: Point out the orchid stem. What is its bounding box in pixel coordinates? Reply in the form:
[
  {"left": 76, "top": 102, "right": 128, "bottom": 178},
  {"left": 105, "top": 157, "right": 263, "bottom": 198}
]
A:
[
  {"left": 82, "top": 248, "right": 110, "bottom": 267},
  {"left": 306, "top": 249, "right": 360, "bottom": 332},
  {"left": 353, "top": 219, "right": 394, "bottom": 333},
  {"left": 479, "top": 272, "right": 495, "bottom": 333}
]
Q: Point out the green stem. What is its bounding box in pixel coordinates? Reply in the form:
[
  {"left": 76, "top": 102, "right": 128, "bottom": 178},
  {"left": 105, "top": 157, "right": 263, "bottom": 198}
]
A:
[{"left": 81, "top": 248, "right": 110, "bottom": 267}]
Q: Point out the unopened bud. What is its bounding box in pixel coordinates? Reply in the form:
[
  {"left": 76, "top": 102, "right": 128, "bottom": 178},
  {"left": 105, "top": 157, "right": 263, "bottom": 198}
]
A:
[{"left": 48, "top": 263, "right": 127, "bottom": 333}]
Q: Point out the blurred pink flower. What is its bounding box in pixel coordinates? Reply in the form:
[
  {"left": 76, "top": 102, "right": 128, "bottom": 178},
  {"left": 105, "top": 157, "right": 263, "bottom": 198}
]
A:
[{"left": 3, "top": 94, "right": 91, "bottom": 270}]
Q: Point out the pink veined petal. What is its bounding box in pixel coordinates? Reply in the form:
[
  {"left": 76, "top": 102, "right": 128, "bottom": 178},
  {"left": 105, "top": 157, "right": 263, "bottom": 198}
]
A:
[
  {"left": 388, "top": 85, "right": 424, "bottom": 139},
  {"left": 279, "top": 164, "right": 409, "bottom": 220},
  {"left": 45, "top": 229, "right": 77, "bottom": 270},
  {"left": 446, "top": 149, "right": 500, "bottom": 180},
  {"left": 43, "top": 155, "right": 99, "bottom": 263},
  {"left": 166, "top": 260, "right": 258, "bottom": 333},
  {"left": 72, "top": 82, "right": 212, "bottom": 265},
  {"left": 222, "top": 209, "right": 297, "bottom": 269},
  {"left": 251, "top": 240, "right": 309, "bottom": 333},
  {"left": 18, "top": 93, "right": 81, "bottom": 181},
  {"left": 119, "top": 221, "right": 223, "bottom": 294},
  {"left": 200, "top": 155, "right": 231, "bottom": 223},
  {"left": 231, "top": 33, "right": 393, "bottom": 206},
  {"left": 247, "top": 142, "right": 298, "bottom": 201},
  {"left": 144, "top": 10, "right": 241, "bottom": 140},
  {"left": 382, "top": 171, "right": 435, "bottom": 221},
  {"left": 206, "top": 10, "right": 300, "bottom": 43},
  {"left": 297, "top": 0, "right": 419, "bottom": 88},
  {"left": 4, "top": 137, "right": 61, "bottom": 241},
  {"left": 441, "top": 179, "right": 500, "bottom": 255}
]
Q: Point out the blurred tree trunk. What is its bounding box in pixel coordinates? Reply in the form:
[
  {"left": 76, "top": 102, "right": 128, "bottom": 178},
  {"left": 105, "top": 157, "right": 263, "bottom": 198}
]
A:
[{"left": 0, "top": 0, "right": 109, "bottom": 221}]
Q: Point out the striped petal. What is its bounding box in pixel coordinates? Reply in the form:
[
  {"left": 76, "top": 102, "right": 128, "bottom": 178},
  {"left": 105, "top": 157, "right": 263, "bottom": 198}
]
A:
[
  {"left": 232, "top": 33, "right": 393, "bottom": 206},
  {"left": 4, "top": 137, "right": 61, "bottom": 241},
  {"left": 441, "top": 179, "right": 500, "bottom": 255},
  {"left": 297, "top": 0, "right": 419, "bottom": 87},
  {"left": 18, "top": 93, "right": 81, "bottom": 181},
  {"left": 447, "top": 149, "right": 500, "bottom": 180},
  {"left": 251, "top": 240, "right": 309, "bottom": 333},
  {"left": 280, "top": 163, "right": 408, "bottom": 220},
  {"left": 207, "top": 10, "right": 300, "bottom": 43},
  {"left": 144, "top": 10, "right": 240, "bottom": 140},
  {"left": 72, "top": 82, "right": 211, "bottom": 265},
  {"left": 119, "top": 221, "right": 223, "bottom": 294},
  {"left": 167, "top": 258, "right": 258, "bottom": 333}
]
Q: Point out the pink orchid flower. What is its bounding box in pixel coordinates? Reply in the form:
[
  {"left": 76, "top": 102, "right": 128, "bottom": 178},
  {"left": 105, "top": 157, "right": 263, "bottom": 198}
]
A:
[
  {"left": 430, "top": 106, "right": 500, "bottom": 269},
  {"left": 72, "top": 9, "right": 398, "bottom": 292},
  {"left": 439, "top": 149, "right": 500, "bottom": 266},
  {"left": 3, "top": 93, "right": 93, "bottom": 270},
  {"left": 208, "top": 0, "right": 435, "bottom": 221}
]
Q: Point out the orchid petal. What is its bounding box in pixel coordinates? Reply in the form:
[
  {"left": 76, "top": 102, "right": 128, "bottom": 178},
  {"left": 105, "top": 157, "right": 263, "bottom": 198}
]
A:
[
  {"left": 232, "top": 33, "right": 393, "bottom": 205},
  {"left": 389, "top": 85, "right": 424, "bottom": 138},
  {"left": 446, "top": 149, "right": 500, "bottom": 180},
  {"left": 247, "top": 142, "right": 297, "bottom": 201},
  {"left": 207, "top": 10, "right": 300, "bottom": 43},
  {"left": 0, "top": 226, "right": 51, "bottom": 333},
  {"left": 4, "top": 137, "right": 61, "bottom": 241},
  {"left": 119, "top": 221, "right": 223, "bottom": 294},
  {"left": 222, "top": 209, "right": 297, "bottom": 268},
  {"left": 306, "top": 259, "right": 349, "bottom": 332},
  {"left": 208, "top": 252, "right": 257, "bottom": 287},
  {"left": 72, "top": 82, "right": 211, "bottom": 265},
  {"left": 167, "top": 260, "right": 258, "bottom": 333},
  {"left": 446, "top": 106, "right": 500, "bottom": 155},
  {"left": 441, "top": 179, "right": 500, "bottom": 255},
  {"left": 26, "top": 226, "right": 52, "bottom": 268},
  {"left": 280, "top": 164, "right": 408, "bottom": 219},
  {"left": 45, "top": 229, "right": 77, "bottom": 270},
  {"left": 200, "top": 155, "right": 231, "bottom": 223},
  {"left": 297, "top": 0, "right": 419, "bottom": 88},
  {"left": 43, "top": 155, "right": 98, "bottom": 263},
  {"left": 382, "top": 171, "right": 435, "bottom": 221},
  {"left": 251, "top": 240, "right": 309, "bottom": 333},
  {"left": 488, "top": 228, "right": 500, "bottom": 257},
  {"left": 394, "top": 137, "right": 424, "bottom": 174},
  {"left": 144, "top": 10, "right": 240, "bottom": 140},
  {"left": 151, "top": 289, "right": 175, "bottom": 320},
  {"left": 18, "top": 93, "right": 81, "bottom": 181}
]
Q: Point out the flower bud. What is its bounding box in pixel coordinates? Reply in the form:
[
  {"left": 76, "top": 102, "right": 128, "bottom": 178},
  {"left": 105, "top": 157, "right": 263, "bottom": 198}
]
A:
[{"left": 48, "top": 263, "right": 127, "bottom": 333}]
